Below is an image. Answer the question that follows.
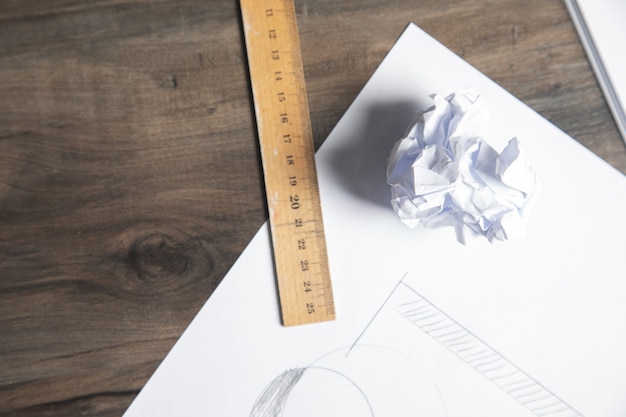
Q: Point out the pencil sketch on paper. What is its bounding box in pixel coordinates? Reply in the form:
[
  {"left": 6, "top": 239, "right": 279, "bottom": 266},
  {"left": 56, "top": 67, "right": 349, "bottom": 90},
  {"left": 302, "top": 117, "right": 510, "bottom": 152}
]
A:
[
  {"left": 396, "top": 282, "right": 583, "bottom": 417},
  {"left": 249, "top": 344, "right": 448, "bottom": 417},
  {"left": 249, "top": 274, "right": 585, "bottom": 417},
  {"left": 249, "top": 365, "right": 375, "bottom": 417}
]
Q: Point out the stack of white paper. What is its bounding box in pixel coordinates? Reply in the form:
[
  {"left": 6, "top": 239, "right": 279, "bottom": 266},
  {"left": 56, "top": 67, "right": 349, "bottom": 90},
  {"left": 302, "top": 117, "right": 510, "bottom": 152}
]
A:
[
  {"left": 123, "top": 23, "right": 626, "bottom": 417},
  {"left": 565, "top": 0, "right": 626, "bottom": 144}
]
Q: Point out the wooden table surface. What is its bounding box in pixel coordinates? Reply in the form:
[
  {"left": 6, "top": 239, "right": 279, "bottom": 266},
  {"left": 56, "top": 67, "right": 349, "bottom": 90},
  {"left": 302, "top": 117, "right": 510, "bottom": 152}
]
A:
[{"left": 1, "top": 1, "right": 625, "bottom": 416}]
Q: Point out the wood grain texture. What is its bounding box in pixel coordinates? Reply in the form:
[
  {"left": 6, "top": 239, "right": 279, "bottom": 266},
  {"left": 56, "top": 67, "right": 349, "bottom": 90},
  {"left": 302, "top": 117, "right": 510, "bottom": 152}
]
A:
[{"left": 1, "top": 1, "right": 624, "bottom": 416}]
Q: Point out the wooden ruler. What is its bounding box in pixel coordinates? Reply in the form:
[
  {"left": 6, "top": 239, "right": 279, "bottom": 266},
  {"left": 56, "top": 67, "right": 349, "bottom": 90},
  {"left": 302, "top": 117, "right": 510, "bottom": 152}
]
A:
[{"left": 240, "top": 0, "right": 335, "bottom": 326}]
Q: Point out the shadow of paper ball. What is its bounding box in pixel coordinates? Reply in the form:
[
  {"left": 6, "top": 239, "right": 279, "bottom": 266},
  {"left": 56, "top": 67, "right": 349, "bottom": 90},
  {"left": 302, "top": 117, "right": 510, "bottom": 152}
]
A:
[{"left": 327, "top": 101, "right": 427, "bottom": 208}]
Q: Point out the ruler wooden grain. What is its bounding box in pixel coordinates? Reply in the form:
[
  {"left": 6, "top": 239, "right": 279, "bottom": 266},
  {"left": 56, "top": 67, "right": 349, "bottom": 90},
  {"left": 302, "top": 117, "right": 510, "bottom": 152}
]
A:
[{"left": 240, "top": 0, "right": 335, "bottom": 326}]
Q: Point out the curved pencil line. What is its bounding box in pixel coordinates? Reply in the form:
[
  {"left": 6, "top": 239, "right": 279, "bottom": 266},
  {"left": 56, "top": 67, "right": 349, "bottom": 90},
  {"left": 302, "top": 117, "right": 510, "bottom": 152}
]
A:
[
  {"left": 249, "top": 365, "right": 375, "bottom": 417},
  {"left": 306, "top": 366, "right": 376, "bottom": 417}
]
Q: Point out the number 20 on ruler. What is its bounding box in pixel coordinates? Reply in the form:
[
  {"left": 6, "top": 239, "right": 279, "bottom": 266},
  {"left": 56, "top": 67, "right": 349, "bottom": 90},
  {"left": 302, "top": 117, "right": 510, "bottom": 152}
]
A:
[{"left": 240, "top": 0, "right": 335, "bottom": 326}]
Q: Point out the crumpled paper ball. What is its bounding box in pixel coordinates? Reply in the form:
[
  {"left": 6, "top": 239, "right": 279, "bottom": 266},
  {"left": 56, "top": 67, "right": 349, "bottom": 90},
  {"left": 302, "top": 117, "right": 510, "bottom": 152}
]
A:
[{"left": 386, "top": 90, "right": 538, "bottom": 243}]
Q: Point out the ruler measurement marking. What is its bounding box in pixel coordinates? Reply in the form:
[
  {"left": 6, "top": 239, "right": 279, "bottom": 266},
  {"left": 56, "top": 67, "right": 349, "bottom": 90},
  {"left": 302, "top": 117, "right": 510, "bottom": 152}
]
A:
[{"left": 240, "top": 0, "right": 335, "bottom": 326}]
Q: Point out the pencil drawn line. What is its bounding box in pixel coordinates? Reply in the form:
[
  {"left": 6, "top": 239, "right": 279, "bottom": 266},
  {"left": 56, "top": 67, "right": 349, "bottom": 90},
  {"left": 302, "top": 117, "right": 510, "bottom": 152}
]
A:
[
  {"left": 396, "top": 280, "right": 585, "bottom": 417},
  {"left": 346, "top": 273, "right": 408, "bottom": 357},
  {"left": 307, "top": 366, "right": 375, "bottom": 417},
  {"left": 436, "top": 384, "right": 450, "bottom": 417},
  {"left": 507, "top": 382, "right": 540, "bottom": 394},
  {"left": 424, "top": 322, "right": 456, "bottom": 332}
]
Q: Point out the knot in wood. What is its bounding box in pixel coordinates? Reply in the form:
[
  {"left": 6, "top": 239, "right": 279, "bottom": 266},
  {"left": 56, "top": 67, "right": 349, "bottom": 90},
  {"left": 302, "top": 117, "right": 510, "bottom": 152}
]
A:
[
  {"left": 129, "top": 233, "right": 187, "bottom": 281},
  {"left": 126, "top": 232, "right": 212, "bottom": 290}
]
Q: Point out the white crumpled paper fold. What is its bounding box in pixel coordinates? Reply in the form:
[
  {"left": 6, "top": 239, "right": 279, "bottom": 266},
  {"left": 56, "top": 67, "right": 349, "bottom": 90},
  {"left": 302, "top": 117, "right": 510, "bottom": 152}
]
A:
[{"left": 386, "top": 90, "right": 538, "bottom": 243}]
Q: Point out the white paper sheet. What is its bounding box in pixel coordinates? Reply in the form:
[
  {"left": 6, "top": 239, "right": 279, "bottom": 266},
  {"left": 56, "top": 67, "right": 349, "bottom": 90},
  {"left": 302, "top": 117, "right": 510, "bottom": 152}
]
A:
[
  {"left": 565, "top": 0, "right": 626, "bottom": 144},
  {"left": 123, "top": 23, "right": 626, "bottom": 417}
]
